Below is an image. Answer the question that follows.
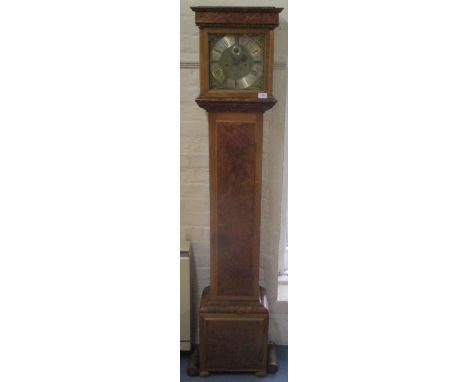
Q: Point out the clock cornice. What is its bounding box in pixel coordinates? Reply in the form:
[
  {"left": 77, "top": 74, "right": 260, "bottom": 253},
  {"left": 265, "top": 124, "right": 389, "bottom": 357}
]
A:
[{"left": 191, "top": 6, "right": 283, "bottom": 29}]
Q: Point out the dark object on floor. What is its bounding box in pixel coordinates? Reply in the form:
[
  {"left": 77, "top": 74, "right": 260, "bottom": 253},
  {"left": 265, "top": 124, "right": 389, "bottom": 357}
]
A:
[
  {"left": 187, "top": 348, "right": 199, "bottom": 376},
  {"left": 267, "top": 344, "right": 278, "bottom": 373},
  {"left": 181, "top": 345, "right": 288, "bottom": 381}
]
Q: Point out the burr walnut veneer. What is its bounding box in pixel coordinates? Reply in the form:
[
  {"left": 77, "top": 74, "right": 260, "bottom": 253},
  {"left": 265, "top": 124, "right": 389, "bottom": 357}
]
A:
[{"left": 191, "top": 6, "right": 282, "bottom": 377}]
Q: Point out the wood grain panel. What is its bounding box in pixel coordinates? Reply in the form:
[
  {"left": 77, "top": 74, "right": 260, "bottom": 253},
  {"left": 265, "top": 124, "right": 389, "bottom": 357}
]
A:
[
  {"left": 216, "top": 120, "right": 256, "bottom": 297},
  {"left": 209, "top": 113, "right": 262, "bottom": 300},
  {"left": 202, "top": 317, "right": 268, "bottom": 371}
]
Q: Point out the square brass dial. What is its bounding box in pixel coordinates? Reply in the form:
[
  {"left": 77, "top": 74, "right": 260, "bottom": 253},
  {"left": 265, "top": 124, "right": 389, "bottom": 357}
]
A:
[{"left": 208, "top": 33, "right": 265, "bottom": 91}]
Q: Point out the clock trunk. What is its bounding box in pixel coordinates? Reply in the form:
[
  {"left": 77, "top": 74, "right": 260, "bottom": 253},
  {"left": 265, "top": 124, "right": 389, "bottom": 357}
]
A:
[{"left": 208, "top": 112, "right": 262, "bottom": 301}]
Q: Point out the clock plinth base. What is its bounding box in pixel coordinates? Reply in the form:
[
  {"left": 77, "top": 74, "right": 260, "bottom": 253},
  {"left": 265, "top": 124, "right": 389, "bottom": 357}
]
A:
[{"left": 198, "top": 286, "right": 270, "bottom": 376}]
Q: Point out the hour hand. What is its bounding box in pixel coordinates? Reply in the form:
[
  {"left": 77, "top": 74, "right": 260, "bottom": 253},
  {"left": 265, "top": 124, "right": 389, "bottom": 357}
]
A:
[
  {"left": 231, "top": 45, "right": 241, "bottom": 57},
  {"left": 231, "top": 45, "right": 242, "bottom": 64}
]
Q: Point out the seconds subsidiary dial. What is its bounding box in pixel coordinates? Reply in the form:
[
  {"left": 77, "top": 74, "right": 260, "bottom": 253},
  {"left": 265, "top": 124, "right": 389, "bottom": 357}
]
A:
[{"left": 209, "top": 34, "right": 264, "bottom": 90}]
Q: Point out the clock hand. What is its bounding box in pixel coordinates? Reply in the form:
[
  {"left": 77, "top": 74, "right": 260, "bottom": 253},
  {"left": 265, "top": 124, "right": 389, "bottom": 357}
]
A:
[{"left": 231, "top": 42, "right": 242, "bottom": 65}]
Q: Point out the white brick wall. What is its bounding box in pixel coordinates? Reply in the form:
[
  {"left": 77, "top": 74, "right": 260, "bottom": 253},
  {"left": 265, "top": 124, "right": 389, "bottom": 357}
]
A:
[{"left": 181, "top": 0, "right": 288, "bottom": 345}]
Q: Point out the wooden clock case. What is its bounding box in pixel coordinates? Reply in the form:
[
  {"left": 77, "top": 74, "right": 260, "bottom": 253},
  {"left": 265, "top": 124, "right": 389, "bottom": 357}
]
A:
[{"left": 190, "top": 6, "right": 283, "bottom": 377}]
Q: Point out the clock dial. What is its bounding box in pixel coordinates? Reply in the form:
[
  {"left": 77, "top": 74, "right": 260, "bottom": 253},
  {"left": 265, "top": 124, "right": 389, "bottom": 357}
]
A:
[{"left": 209, "top": 34, "right": 265, "bottom": 90}]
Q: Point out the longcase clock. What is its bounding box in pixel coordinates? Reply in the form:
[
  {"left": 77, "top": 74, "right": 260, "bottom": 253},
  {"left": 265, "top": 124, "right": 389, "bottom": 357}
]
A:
[{"left": 190, "top": 6, "right": 283, "bottom": 377}]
